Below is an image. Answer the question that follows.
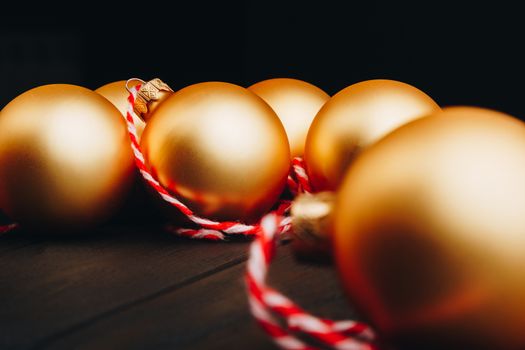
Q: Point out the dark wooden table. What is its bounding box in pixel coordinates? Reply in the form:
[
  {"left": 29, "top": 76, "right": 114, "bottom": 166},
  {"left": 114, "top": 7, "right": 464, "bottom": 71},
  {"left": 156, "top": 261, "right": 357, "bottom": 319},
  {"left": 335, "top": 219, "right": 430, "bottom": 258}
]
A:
[{"left": 0, "top": 226, "right": 362, "bottom": 350}]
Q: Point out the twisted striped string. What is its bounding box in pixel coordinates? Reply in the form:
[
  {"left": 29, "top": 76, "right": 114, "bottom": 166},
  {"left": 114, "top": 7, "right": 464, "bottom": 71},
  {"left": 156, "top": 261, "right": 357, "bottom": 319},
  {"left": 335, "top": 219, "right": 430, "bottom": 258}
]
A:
[{"left": 246, "top": 213, "right": 378, "bottom": 350}]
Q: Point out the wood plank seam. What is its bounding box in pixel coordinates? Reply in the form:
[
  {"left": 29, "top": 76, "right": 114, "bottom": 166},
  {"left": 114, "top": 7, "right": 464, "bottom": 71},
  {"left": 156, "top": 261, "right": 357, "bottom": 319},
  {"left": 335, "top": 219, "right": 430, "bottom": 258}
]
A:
[{"left": 30, "top": 255, "right": 248, "bottom": 350}]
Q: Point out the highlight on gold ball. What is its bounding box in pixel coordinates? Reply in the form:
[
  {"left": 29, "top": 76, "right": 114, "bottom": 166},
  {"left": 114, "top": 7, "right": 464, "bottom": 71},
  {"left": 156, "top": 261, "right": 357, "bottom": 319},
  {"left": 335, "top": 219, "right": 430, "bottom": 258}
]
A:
[
  {"left": 140, "top": 81, "right": 291, "bottom": 223},
  {"left": 0, "top": 84, "right": 135, "bottom": 231},
  {"left": 304, "top": 79, "right": 441, "bottom": 191},
  {"left": 334, "top": 106, "right": 525, "bottom": 350},
  {"left": 248, "top": 78, "right": 330, "bottom": 157}
]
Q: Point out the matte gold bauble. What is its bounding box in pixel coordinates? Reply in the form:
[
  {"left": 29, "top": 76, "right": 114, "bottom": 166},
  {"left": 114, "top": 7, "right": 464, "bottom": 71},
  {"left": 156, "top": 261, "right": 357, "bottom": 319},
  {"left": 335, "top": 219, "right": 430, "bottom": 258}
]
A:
[
  {"left": 95, "top": 80, "right": 146, "bottom": 138},
  {"left": 0, "top": 84, "right": 134, "bottom": 231},
  {"left": 248, "top": 78, "right": 329, "bottom": 157},
  {"left": 140, "top": 82, "right": 290, "bottom": 222},
  {"left": 305, "top": 79, "right": 440, "bottom": 191},
  {"left": 334, "top": 107, "right": 525, "bottom": 350}
]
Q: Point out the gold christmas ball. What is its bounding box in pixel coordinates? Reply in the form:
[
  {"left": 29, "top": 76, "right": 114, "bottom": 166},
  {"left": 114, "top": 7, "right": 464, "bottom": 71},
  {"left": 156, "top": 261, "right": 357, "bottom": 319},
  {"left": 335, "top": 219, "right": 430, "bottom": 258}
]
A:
[
  {"left": 0, "top": 84, "right": 134, "bottom": 231},
  {"left": 140, "top": 82, "right": 290, "bottom": 222},
  {"left": 248, "top": 78, "right": 329, "bottom": 157},
  {"left": 305, "top": 79, "right": 440, "bottom": 191},
  {"left": 334, "top": 107, "right": 525, "bottom": 350},
  {"left": 95, "top": 80, "right": 146, "bottom": 138}
]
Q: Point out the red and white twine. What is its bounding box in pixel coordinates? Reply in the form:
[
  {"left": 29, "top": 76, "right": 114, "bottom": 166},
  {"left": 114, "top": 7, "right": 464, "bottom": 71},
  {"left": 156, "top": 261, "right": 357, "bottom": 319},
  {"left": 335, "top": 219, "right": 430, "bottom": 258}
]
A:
[
  {"left": 0, "top": 223, "right": 17, "bottom": 235},
  {"left": 246, "top": 214, "right": 377, "bottom": 350},
  {"left": 287, "top": 157, "right": 312, "bottom": 195}
]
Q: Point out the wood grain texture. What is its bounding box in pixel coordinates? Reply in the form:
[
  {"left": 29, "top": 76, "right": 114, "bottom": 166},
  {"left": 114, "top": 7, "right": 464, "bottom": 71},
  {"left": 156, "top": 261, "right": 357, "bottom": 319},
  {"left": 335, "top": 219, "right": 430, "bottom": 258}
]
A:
[
  {"left": 0, "top": 228, "right": 251, "bottom": 349},
  {"left": 38, "top": 243, "right": 361, "bottom": 350}
]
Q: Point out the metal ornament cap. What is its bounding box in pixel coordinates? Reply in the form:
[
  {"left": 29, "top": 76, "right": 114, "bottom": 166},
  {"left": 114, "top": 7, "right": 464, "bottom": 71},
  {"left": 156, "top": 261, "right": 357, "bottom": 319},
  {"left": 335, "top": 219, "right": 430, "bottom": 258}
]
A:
[
  {"left": 128, "top": 78, "right": 174, "bottom": 122},
  {"left": 291, "top": 192, "right": 335, "bottom": 261}
]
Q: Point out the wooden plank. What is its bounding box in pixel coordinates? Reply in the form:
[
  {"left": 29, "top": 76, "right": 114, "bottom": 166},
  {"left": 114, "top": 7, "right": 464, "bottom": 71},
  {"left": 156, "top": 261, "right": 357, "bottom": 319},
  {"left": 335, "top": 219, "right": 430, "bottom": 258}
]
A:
[
  {"left": 0, "top": 227, "right": 250, "bottom": 349},
  {"left": 43, "top": 244, "right": 362, "bottom": 350}
]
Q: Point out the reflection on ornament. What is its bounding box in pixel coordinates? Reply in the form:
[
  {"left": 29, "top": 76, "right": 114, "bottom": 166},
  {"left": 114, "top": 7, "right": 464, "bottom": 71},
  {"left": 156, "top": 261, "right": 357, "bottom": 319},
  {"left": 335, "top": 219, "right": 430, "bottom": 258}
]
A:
[
  {"left": 0, "top": 84, "right": 134, "bottom": 231},
  {"left": 334, "top": 107, "right": 525, "bottom": 350},
  {"left": 249, "top": 78, "right": 329, "bottom": 157},
  {"left": 305, "top": 79, "right": 440, "bottom": 191}
]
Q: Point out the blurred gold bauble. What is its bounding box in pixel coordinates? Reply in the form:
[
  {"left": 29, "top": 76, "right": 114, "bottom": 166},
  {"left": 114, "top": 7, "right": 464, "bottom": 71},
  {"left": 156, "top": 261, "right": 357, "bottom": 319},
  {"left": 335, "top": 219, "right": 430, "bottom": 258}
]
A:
[
  {"left": 334, "top": 107, "right": 525, "bottom": 350},
  {"left": 140, "top": 82, "right": 290, "bottom": 222},
  {"left": 95, "top": 80, "right": 146, "bottom": 138},
  {"left": 305, "top": 79, "right": 440, "bottom": 191},
  {"left": 0, "top": 84, "right": 134, "bottom": 231},
  {"left": 248, "top": 78, "right": 329, "bottom": 157}
]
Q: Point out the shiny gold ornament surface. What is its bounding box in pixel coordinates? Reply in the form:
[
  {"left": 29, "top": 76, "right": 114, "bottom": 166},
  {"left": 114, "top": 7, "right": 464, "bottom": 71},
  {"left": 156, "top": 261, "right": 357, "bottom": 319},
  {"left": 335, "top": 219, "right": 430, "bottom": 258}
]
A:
[
  {"left": 248, "top": 78, "right": 329, "bottom": 157},
  {"left": 305, "top": 79, "right": 440, "bottom": 191},
  {"left": 140, "top": 82, "right": 290, "bottom": 222},
  {"left": 334, "top": 107, "right": 525, "bottom": 350},
  {"left": 0, "top": 84, "right": 134, "bottom": 231},
  {"left": 95, "top": 80, "right": 146, "bottom": 138}
]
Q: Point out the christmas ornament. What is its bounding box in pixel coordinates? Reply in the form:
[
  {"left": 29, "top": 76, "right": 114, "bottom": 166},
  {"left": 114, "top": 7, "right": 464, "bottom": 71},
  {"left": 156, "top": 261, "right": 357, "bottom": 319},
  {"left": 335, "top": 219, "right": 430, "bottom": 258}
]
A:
[
  {"left": 140, "top": 81, "right": 290, "bottom": 223},
  {"left": 305, "top": 79, "right": 440, "bottom": 191},
  {"left": 124, "top": 83, "right": 263, "bottom": 240},
  {"left": 334, "top": 107, "right": 525, "bottom": 350},
  {"left": 95, "top": 80, "right": 146, "bottom": 138},
  {"left": 0, "top": 84, "right": 134, "bottom": 231},
  {"left": 248, "top": 78, "right": 330, "bottom": 157}
]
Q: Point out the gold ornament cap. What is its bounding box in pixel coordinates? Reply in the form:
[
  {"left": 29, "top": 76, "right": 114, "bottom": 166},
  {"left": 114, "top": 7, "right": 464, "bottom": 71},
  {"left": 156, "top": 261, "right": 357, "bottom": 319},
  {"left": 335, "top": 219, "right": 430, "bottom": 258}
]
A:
[
  {"left": 291, "top": 191, "right": 335, "bottom": 261},
  {"left": 127, "top": 78, "right": 174, "bottom": 122}
]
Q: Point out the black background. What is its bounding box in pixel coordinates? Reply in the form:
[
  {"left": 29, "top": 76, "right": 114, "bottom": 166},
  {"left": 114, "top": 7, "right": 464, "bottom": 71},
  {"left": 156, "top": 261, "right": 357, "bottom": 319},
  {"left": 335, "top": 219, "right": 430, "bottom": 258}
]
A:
[{"left": 1, "top": 2, "right": 524, "bottom": 118}]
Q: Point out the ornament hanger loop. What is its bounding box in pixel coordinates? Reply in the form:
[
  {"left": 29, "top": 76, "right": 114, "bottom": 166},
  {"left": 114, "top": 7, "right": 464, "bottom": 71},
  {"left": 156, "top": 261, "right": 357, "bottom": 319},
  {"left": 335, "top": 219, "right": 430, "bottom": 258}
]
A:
[{"left": 125, "top": 78, "right": 146, "bottom": 93}]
